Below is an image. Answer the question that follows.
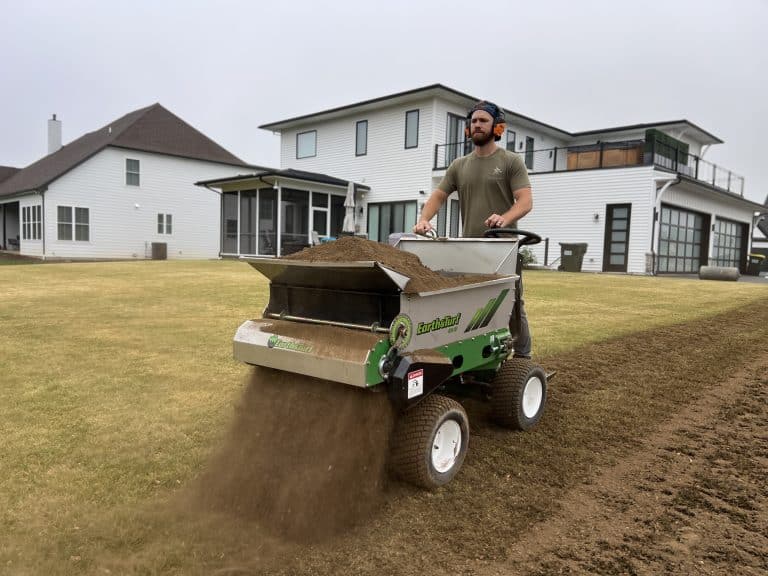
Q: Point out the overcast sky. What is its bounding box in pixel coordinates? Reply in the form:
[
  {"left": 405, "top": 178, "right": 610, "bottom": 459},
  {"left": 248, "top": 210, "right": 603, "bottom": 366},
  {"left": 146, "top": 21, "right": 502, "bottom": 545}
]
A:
[{"left": 1, "top": 0, "right": 765, "bottom": 204}]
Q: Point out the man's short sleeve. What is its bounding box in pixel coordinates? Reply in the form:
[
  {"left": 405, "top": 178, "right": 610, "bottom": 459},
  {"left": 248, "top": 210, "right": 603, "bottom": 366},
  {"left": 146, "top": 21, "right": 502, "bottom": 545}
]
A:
[
  {"left": 508, "top": 153, "right": 531, "bottom": 191},
  {"left": 437, "top": 160, "right": 459, "bottom": 194}
]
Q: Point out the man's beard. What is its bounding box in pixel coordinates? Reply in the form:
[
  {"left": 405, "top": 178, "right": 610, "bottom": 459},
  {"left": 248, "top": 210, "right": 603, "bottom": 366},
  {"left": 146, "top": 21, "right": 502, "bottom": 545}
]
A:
[{"left": 471, "top": 130, "right": 494, "bottom": 146}]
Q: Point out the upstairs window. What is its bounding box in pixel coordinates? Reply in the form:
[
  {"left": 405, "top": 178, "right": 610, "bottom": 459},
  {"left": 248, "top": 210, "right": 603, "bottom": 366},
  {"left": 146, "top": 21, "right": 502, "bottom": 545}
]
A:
[
  {"left": 157, "top": 213, "right": 173, "bottom": 234},
  {"left": 356, "top": 120, "right": 368, "bottom": 156},
  {"left": 506, "top": 130, "right": 516, "bottom": 152},
  {"left": 296, "top": 130, "right": 317, "bottom": 159},
  {"left": 405, "top": 110, "right": 419, "bottom": 149},
  {"left": 126, "top": 159, "right": 140, "bottom": 186}
]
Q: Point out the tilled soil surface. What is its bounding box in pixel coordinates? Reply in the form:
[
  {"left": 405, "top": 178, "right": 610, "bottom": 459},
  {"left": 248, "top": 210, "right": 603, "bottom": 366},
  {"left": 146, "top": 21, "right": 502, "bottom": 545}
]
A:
[{"left": 192, "top": 302, "right": 768, "bottom": 576}]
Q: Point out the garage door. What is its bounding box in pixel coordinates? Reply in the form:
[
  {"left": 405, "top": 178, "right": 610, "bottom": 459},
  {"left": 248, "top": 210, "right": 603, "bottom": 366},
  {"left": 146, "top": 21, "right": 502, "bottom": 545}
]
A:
[
  {"left": 658, "top": 205, "right": 708, "bottom": 273},
  {"left": 712, "top": 218, "right": 747, "bottom": 270}
]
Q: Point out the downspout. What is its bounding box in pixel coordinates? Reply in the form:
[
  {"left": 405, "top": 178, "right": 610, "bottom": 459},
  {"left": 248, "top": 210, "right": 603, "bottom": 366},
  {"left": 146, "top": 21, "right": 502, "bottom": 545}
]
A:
[{"left": 649, "top": 176, "right": 680, "bottom": 275}]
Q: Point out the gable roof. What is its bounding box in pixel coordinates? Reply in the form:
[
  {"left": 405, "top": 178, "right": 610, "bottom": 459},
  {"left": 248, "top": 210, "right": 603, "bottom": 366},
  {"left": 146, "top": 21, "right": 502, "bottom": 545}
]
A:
[
  {"left": 259, "top": 83, "right": 723, "bottom": 145},
  {"left": 0, "top": 104, "right": 249, "bottom": 198},
  {"left": 0, "top": 166, "right": 20, "bottom": 184}
]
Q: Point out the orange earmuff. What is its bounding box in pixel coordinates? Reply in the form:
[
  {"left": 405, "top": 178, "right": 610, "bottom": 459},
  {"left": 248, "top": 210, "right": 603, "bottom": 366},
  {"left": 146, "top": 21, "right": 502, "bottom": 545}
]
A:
[{"left": 493, "top": 122, "right": 506, "bottom": 139}]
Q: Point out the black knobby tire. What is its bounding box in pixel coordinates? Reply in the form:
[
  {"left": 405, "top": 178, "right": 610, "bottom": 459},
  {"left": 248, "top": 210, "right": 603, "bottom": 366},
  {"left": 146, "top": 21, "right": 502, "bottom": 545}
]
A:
[
  {"left": 390, "top": 394, "right": 469, "bottom": 489},
  {"left": 491, "top": 358, "right": 547, "bottom": 430}
]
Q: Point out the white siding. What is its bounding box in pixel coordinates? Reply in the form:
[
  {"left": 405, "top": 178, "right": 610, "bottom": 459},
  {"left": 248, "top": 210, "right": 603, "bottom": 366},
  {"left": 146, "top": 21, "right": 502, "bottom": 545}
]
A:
[
  {"left": 523, "top": 167, "right": 655, "bottom": 274},
  {"left": 280, "top": 98, "right": 436, "bottom": 204},
  {"left": 42, "top": 147, "right": 241, "bottom": 259}
]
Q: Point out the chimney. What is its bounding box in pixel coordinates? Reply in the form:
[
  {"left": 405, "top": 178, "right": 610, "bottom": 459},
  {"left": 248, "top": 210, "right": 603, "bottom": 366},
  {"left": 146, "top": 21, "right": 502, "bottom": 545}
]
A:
[{"left": 48, "top": 114, "right": 62, "bottom": 154}]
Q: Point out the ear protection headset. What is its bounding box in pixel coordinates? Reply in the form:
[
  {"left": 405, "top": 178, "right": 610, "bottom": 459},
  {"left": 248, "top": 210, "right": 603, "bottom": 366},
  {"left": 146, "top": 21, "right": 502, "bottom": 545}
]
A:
[{"left": 465, "top": 100, "right": 506, "bottom": 141}]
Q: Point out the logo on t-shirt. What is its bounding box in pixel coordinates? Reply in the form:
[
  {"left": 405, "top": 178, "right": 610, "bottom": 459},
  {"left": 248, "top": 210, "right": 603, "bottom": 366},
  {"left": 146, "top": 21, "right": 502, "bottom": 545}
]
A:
[{"left": 492, "top": 167, "right": 502, "bottom": 175}]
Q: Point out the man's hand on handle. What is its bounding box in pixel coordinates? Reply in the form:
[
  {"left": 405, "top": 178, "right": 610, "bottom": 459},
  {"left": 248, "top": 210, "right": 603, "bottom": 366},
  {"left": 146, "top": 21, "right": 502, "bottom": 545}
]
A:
[
  {"left": 484, "top": 213, "right": 507, "bottom": 228},
  {"left": 413, "top": 219, "right": 434, "bottom": 235}
]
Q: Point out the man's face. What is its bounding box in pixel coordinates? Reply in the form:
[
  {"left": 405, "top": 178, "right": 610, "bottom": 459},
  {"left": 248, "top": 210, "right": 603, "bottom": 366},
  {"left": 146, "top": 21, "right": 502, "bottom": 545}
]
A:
[{"left": 470, "top": 110, "right": 494, "bottom": 146}]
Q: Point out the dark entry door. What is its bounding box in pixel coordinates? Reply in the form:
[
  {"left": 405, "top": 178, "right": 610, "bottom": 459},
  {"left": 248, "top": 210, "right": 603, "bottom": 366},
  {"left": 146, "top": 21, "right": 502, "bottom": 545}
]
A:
[{"left": 603, "top": 203, "right": 631, "bottom": 272}]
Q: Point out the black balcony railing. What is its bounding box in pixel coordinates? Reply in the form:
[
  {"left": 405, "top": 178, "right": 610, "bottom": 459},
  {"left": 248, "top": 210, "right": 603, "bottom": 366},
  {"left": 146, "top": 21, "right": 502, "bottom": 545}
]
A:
[{"left": 433, "top": 138, "right": 745, "bottom": 196}]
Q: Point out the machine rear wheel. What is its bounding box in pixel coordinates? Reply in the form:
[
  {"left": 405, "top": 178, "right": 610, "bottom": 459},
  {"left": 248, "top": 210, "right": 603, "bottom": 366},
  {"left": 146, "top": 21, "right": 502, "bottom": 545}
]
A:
[
  {"left": 491, "top": 358, "right": 547, "bottom": 430},
  {"left": 390, "top": 394, "right": 469, "bottom": 489}
]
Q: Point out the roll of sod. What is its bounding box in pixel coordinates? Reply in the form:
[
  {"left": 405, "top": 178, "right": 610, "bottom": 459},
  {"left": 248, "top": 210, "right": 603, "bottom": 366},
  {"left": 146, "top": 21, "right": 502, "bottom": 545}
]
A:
[{"left": 698, "top": 265, "right": 740, "bottom": 281}]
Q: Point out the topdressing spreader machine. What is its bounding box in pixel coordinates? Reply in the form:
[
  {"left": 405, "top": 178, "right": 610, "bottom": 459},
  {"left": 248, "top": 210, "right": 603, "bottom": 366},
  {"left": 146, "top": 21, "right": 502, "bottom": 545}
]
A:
[{"left": 233, "top": 229, "right": 549, "bottom": 489}]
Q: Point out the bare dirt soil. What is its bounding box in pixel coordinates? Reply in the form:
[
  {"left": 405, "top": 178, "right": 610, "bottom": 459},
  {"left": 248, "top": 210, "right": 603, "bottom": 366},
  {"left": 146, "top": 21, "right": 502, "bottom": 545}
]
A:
[{"left": 187, "top": 301, "right": 767, "bottom": 576}]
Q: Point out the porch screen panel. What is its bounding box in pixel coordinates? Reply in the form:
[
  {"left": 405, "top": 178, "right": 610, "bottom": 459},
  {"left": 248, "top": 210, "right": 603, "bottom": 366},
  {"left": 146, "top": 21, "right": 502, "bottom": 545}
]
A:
[
  {"left": 222, "top": 192, "right": 238, "bottom": 254},
  {"left": 239, "top": 190, "right": 257, "bottom": 255},
  {"left": 280, "top": 188, "right": 309, "bottom": 255},
  {"left": 258, "top": 188, "right": 277, "bottom": 256}
]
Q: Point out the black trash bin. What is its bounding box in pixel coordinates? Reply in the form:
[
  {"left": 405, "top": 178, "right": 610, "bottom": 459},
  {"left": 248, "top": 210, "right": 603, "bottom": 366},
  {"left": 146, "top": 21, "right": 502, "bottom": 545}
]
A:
[
  {"left": 558, "top": 242, "right": 588, "bottom": 272},
  {"left": 746, "top": 253, "right": 765, "bottom": 276}
]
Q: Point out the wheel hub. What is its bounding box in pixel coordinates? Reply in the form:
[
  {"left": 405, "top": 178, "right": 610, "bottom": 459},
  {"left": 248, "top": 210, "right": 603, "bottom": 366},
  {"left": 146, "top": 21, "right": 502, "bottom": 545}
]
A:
[
  {"left": 432, "top": 419, "right": 462, "bottom": 473},
  {"left": 522, "top": 376, "right": 544, "bottom": 418}
]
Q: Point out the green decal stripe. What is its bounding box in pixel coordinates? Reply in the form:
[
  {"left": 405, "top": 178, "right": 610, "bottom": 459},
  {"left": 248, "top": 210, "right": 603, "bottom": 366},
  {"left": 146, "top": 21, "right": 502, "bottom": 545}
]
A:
[
  {"left": 465, "top": 307, "right": 486, "bottom": 332},
  {"left": 466, "top": 297, "right": 495, "bottom": 332},
  {"left": 479, "top": 288, "right": 509, "bottom": 329}
]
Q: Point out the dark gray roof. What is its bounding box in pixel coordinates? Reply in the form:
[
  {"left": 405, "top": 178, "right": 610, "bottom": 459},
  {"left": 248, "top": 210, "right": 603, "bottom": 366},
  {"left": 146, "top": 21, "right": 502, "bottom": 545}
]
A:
[
  {"left": 0, "top": 104, "right": 249, "bottom": 198},
  {"left": 196, "top": 167, "right": 370, "bottom": 190},
  {"left": 0, "top": 166, "right": 20, "bottom": 184}
]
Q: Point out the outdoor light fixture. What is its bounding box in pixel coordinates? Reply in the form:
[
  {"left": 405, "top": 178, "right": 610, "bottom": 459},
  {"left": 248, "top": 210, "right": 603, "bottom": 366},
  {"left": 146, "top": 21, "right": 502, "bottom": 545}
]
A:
[
  {"left": 272, "top": 181, "right": 278, "bottom": 190},
  {"left": 593, "top": 213, "right": 600, "bottom": 221},
  {"left": 359, "top": 206, "right": 364, "bottom": 215}
]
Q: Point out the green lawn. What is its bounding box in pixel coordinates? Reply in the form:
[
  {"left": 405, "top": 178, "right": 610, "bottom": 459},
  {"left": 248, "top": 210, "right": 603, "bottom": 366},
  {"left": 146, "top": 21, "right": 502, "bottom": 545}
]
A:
[{"left": 0, "top": 260, "right": 764, "bottom": 574}]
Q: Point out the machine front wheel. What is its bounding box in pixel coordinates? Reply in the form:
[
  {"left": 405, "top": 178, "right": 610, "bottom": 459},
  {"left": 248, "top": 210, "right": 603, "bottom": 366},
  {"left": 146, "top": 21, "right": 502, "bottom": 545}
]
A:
[
  {"left": 390, "top": 394, "right": 469, "bottom": 489},
  {"left": 491, "top": 358, "right": 547, "bottom": 430}
]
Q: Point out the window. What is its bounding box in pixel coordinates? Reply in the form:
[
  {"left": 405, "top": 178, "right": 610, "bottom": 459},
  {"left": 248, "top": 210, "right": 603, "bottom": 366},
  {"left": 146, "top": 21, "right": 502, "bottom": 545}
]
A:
[
  {"left": 22, "top": 205, "right": 41, "bottom": 240},
  {"left": 296, "top": 130, "right": 317, "bottom": 159},
  {"left": 57, "top": 206, "right": 72, "bottom": 240},
  {"left": 449, "top": 198, "right": 460, "bottom": 237},
  {"left": 525, "top": 137, "right": 534, "bottom": 170},
  {"left": 57, "top": 206, "right": 89, "bottom": 241},
  {"left": 126, "top": 159, "right": 140, "bottom": 186},
  {"left": 506, "top": 130, "right": 517, "bottom": 152},
  {"left": 75, "top": 208, "right": 89, "bottom": 241},
  {"left": 436, "top": 202, "right": 447, "bottom": 237},
  {"left": 367, "top": 201, "right": 418, "bottom": 243},
  {"left": 157, "top": 213, "right": 173, "bottom": 235},
  {"left": 356, "top": 120, "right": 368, "bottom": 156},
  {"left": 405, "top": 110, "right": 419, "bottom": 149}
]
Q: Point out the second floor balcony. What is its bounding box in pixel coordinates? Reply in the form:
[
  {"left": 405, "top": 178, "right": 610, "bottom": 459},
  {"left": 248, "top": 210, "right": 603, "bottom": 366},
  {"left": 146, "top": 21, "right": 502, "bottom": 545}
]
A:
[{"left": 433, "top": 138, "right": 746, "bottom": 197}]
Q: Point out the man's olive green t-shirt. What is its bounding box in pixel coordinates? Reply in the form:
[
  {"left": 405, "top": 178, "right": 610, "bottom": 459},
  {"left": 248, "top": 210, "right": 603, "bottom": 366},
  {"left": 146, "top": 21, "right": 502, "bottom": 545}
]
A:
[{"left": 437, "top": 148, "right": 530, "bottom": 237}]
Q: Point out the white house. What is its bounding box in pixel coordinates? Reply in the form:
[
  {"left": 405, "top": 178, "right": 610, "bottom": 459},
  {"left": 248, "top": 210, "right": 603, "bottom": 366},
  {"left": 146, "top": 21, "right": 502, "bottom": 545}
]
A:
[
  {"left": 258, "top": 84, "right": 766, "bottom": 275},
  {"left": 0, "top": 105, "right": 252, "bottom": 260}
]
